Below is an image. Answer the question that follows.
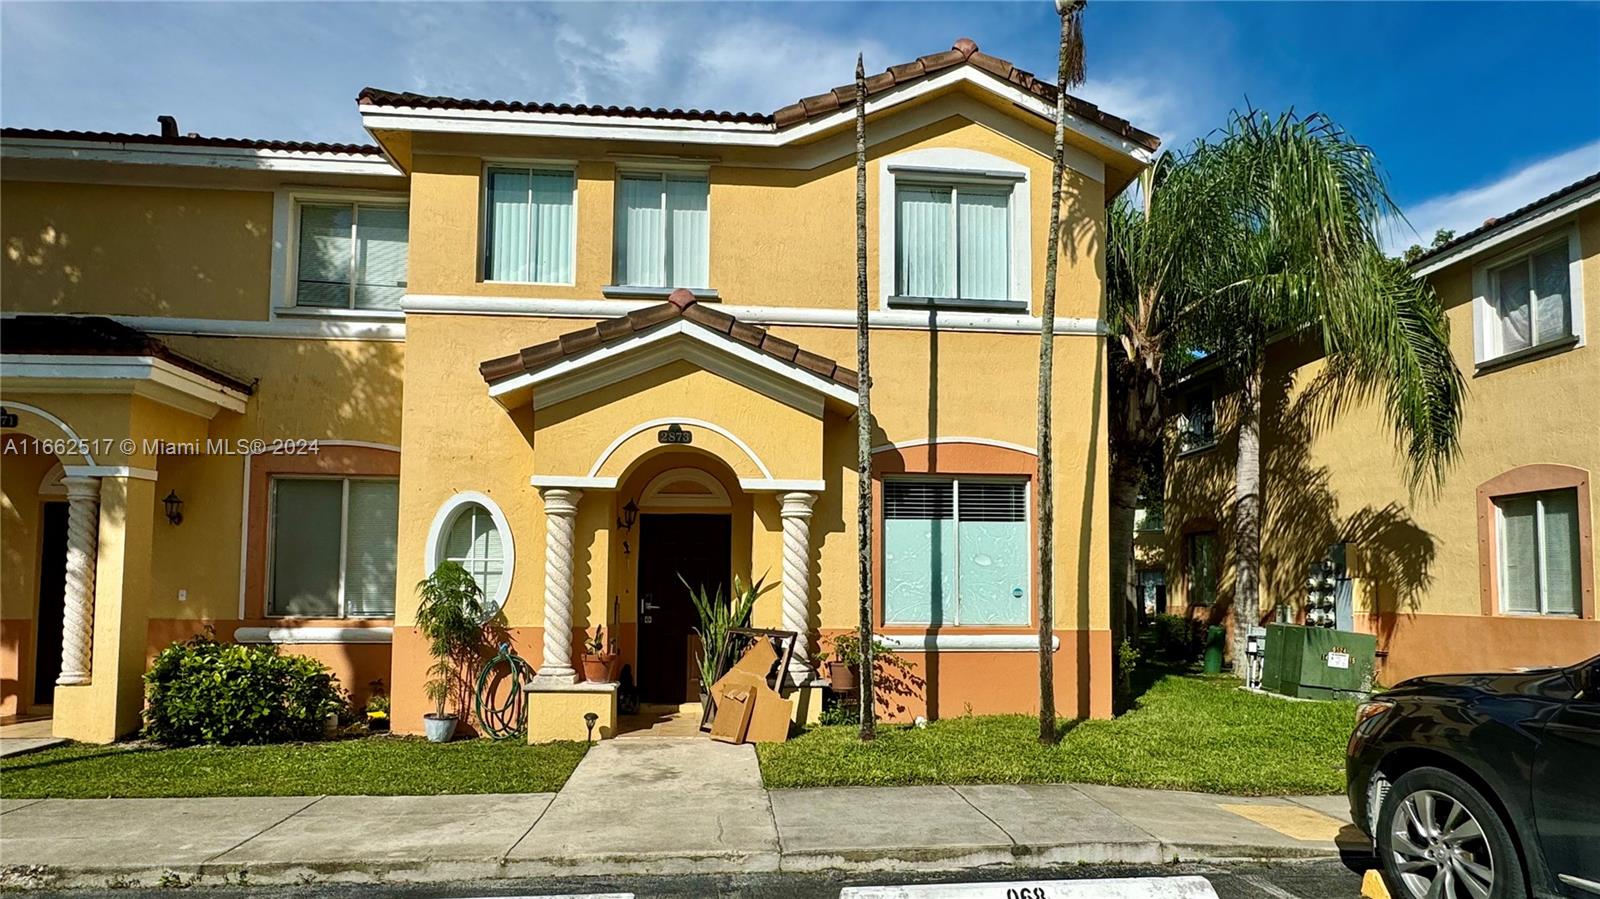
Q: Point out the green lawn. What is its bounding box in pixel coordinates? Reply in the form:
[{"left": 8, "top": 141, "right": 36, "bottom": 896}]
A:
[
  {"left": 0, "top": 736, "right": 588, "bottom": 799},
  {"left": 759, "top": 673, "right": 1355, "bottom": 795}
]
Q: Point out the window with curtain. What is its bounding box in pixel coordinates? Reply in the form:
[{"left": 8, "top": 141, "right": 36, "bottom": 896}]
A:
[
  {"left": 1187, "top": 531, "right": 1218, "bottom": 606},
  {"left": 894, "top": 181, "right": 1012, "bottom": 303},
  {"left": 1486, "top": 238, "right": 1573, "bottom": 360},
  {"left": 442, "top": 503, "right": 505, "bottom": 611},
  {"left": 883, "top": 478, "right": 1028, "bottom": 626},
  {"left": 296, "top": 202, "right": 409, "bottom": 310},
  {"left": 1496, "top": 489, "right": 1581, "bottom": 616},
  {"left": 613, "top": 172, "right": 709, "bottom": 288},
  {"left": 269, "top": 477, "right": 398, "bottom": 617},
  {"left": 1179, "top": 387, "right": 1217, "bottom": 452},
  {"left": 484, "top": 167, "right": 576, "bottom": 283}
]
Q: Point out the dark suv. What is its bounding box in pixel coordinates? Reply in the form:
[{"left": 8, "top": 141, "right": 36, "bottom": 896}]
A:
[{"left": 1347, "top": 653, "right": 1600, "bottom": 899}]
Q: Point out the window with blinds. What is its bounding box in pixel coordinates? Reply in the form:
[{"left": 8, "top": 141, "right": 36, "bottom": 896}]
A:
[
  {"left": 442, "top": 503, "right": 505, "bottom": 610},
  {"left": 296, "top": 202, "right": 409, "bottom": 310},
  {"left": 484, "top": 167, "right": 576, "bottom": 284},
  {"left": 1486, "top": 238, "right": 1573, "bottom": 360},
  {"left": 1496, "top": 489, "right": 1581, "bottom": 616},
  {"left": 883, "top": 478, "right": 1028, "bottom": 626},
  {"left": 614, "top": 172, "right": 709, "bottom": 288},
  {"left": 895, "top": 182, "right": 1012, "bottom": 302},
  {"left": 269, "top": 477, "right": 398, "bottom": 618}
]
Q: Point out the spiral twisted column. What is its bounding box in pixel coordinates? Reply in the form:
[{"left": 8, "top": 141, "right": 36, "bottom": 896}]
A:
[
  {"left": 780, "top": 491, "right": 818, "bottom": 686},
  {"left": 57, "top": 476, "right": 101, "bottom": 687},
  {"left": 536, "top": 487, "right": 582, "bottom": 683}
]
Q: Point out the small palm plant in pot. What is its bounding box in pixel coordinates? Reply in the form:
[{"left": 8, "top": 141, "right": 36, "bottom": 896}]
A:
[
  {"left": 415, "top": 562, "right": 487, "bottom": 742},
  {"left": 581, "top": 624, "right": 618, "bottom": 683}
]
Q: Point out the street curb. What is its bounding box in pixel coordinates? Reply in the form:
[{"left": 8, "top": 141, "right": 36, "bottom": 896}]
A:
[{"left": 0, "top": 841, "right": 1342, "bottom": 891}]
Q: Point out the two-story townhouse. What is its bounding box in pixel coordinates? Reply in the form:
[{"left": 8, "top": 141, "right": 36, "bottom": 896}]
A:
[
  {"left": 1162, "top": 171, "right": 1599, "bottom": 685},
  {"left": 1, "top": 38, "right": 1159, "bottom": 742}
]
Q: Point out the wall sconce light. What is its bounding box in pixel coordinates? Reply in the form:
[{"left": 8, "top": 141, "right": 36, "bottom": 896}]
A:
[
  {"left": 616, "top": 499, "right": 639, "bottom": 532},
  {"left": 163, "top": 490, "right": 184, "bottom": 526}
]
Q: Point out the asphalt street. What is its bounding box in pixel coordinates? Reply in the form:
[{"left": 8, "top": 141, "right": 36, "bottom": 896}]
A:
[{"left": 8, "top": 857, "right": 1376, "bottom": 899}]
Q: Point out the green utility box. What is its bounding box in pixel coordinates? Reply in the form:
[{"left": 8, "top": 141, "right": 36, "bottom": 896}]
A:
[{"left": 1261, "top": 624, "right": 1376, "bottom": 700}]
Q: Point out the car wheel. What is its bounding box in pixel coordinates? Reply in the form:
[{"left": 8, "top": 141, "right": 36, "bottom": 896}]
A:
[{"left": 1376, "top": 766, "right": 1526, "bottom": 899}]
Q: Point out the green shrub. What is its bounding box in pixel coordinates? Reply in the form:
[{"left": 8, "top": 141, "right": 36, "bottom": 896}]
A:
[
  {"left": 1151, "top": 613, "right": 1206, "bottom": 663},
  {"left": 143, "top": 633, "right": 348, "bottom": 746}
]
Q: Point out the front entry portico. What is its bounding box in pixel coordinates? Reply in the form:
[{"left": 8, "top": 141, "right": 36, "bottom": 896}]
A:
[{"left": 477, "top": 290, "right": 856, "bottom": 737}]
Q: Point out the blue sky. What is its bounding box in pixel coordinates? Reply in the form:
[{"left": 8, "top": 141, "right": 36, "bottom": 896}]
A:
[{"left": 4, "top": 1, "right": 1597, "bottom": 251}]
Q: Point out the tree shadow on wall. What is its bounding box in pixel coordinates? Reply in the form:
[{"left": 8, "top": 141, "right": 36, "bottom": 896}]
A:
[{"left": 1261, "top": 361, "right": 1437, "bottom": 636}]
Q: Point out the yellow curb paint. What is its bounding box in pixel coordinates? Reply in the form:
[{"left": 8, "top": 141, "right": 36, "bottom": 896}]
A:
[
  {"left": 1361, "top": 869, "right": 1392, "bottom": 899},
  {"left": 1217, "top": 803, "right": 1347, "bottom": 842}
]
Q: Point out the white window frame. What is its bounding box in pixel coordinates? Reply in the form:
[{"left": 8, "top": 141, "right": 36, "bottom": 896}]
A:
[
  {"left": 265, "top": 474, "right": 399, "bottom": 619},
  {"left": 1495, "top": 489, "right": 1580, "bottom": 617},
  {"left": 609, "top": 167, "right": 712, "bottom": 291},
  {"left": 1177, "top": 386, "right": 1217, "bottom": 454},
  {"left": 479, "top": 160, "right": 579, "bottom": 286},
  {"left": 881, "top": 474, "right": 1031, "bottom": 627},
  {"left": 1470, "top": 224, "right": 1585, "bottom": 368},
  {"left": 424, "top": 491, "right": 515, "bottom": 614},
  {"left": 270, "top": 187, "right": 409, "bottom": 320},
  {"left": 879, "top": 147, "right": 1031, "bottom": 312}
]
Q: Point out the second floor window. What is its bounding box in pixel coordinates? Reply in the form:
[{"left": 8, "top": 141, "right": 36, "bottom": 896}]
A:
[
  {"left": 895, "top": 182, "right": 1012, "bottom": 302},
  {"left": 485, "top": 167, "right": 576, "bottom": 284},
  {"left": 1496, "top": 488, "right": 1581, "bottom": 616},
  {"left": 1178, "top": 386, "right": 1216, "bottom": 452},
  {"left": 1486, "top": 237, "right": 1573, "bottom": 360},
  {"left": 296, "top": 202, "right": 408, "bottom": 310},
  {"left": 614, "top": 172, "right": 709, "bottom": 289}
]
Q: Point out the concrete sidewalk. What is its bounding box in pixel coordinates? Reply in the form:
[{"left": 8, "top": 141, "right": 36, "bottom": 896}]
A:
[{"left": 0, "top": 738, "right": 1369, "bottom": 891}]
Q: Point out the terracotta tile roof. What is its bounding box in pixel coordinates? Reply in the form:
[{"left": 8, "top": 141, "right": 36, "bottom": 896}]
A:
[
  {"left": 1, "top": 315, "right": 255, "bottom": 395},
  {"left": 479, "top": 289, "right": 858, "bottom": 391},
  {"left": 1, "top": 126, "right": 382, "bottom": 157},
  {"left": 361, "top": 38, "right": 1159, "bottom": 152},
  {"left": 1410, "top": 168, "right": 1600, "bottom": 268}
]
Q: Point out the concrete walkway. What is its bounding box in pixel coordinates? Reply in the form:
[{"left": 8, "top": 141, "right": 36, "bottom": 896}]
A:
[
  {"left": 0, "top": 716, "right": 65, "bottom": 758},
  {"left": 0, "top": 737, "right": 1369, "bottom": 891}
]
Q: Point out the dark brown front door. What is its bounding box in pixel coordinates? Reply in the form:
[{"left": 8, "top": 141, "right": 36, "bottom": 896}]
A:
[
  {"left": 636, "top": 513, "right": 731, "bottom": 704},
  {"left": 34, "top": 502, "right": 68, "bottom": 706}
]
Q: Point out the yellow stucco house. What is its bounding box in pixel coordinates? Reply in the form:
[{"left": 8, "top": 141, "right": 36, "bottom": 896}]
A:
[
  {"left": 0, "top": 39, "right": 1159, "bottom": 742},
  {"left": 1162, "top": 171, "right": 1599, "bottom": 685}
]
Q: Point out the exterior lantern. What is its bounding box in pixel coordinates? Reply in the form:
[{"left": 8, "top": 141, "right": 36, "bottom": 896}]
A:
[{"left": 162, "top": 490, "right": 184, "bottom": 526}]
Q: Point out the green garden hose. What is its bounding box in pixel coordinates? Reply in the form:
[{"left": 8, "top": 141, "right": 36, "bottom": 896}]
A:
[{"left": 474, "top": 641, "right": 534, "bottom": 740}]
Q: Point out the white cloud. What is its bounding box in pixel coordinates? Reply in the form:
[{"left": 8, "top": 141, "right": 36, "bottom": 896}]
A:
[
  {"left": 1385, "top": 139, "right": 1600, "bottom": 255},
  {"left": 1074, "top": 76, "right": 1193, "bottom": 148}
]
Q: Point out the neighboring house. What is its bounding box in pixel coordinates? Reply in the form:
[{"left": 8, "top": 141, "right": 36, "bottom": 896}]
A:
[
  {"left": 1162, "top": 172, "right": 1599, "bottom": 685},
  {"left": 0, "top": 38, "right": 1159, "bottom": 741}
]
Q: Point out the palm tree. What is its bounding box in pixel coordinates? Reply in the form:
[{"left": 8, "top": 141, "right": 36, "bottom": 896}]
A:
[
  {"left": 1181, "top": 111, "right": 1465, "bottom": 665},
  {"left": 853, "top": 53, "right": 876, "bottom": 742},
  {"left": 1036, "top": 0, "right": 1087, "bottom": 744}
]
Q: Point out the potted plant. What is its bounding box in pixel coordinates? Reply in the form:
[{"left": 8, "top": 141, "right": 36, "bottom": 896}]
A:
[
  {"left": 684, "top": 574, "right": 773, "bottom": 706},
  {"left": 581, "top": 624, "right": 618, "bottom": 683},
  {"left": 822, "top": 632, "right": 862, "bottom": 692},
  {"left": 415, "top": 561, "right": 487, "bottom": 742}
]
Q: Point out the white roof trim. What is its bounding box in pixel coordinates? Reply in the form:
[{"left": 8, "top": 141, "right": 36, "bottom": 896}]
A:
[
  {"left": 0, "top": 353, "right": 249, "bottom": 417},
  {"left": 0, "top": 137, "right": 402, "bottom": 178},
  {"left": 1411, "top": 179, "right": 1600, "bottom": 278},
  {"left": 877, "top": 633, "right": 1060, "bottom": 652},
  {"left": 871, "top": 436, "right": 1038, "bottom": 456},
  {"left": 487, "top": 318, "right": 858, "bottom": 411},
  {"left": 0, "top": 311, "right": 404, "bottom": 343},
  {"left": 362, "top": 67, "right": 1153, "bottom": 166}
]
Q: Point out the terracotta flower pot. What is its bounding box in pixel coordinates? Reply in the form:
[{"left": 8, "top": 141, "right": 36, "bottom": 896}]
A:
[
  {"left": 826, "top": 660, "right": 859, "bottom": 693},
  {"left": 582, "top": 653, "right": 616, "bottom": 683}
]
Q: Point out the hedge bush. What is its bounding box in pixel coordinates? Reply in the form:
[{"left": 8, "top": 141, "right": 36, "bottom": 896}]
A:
[
  {"left": 143, "top": 633, "right": 348, "bottom": 746},
  {"left": 1150, "top": 613, "right": 1208, "bottom": 664}
]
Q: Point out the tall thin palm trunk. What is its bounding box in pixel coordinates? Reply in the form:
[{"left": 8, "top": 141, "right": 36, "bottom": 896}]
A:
[
  {"left": 1037, "top": 5, "right": 1079, "bottom": 745},
  {"left": 854, "top": 54, "right": 876, "bottom": 742},
  {"left": 1230, "top": 363, "right": 1262, "bottom": 667}
]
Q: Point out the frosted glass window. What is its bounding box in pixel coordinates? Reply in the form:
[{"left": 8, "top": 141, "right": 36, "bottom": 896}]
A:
[
  {"left": 269, "top": 477, "right": 399, "bottom": 618},
  {"left": 1488, "top": 239, "right": 1572, "bottom": 358},
  {"left": 485, "top": 167, "right": 575, "bottom": 283},
  {"left": 614, "top": 172, "right": 709, "bottom": 288},
  {"left": 296, "top": 202, "right": 408, "bottom": 309},
  {"left": 1497, "top": 489, "right": 1581, "bottom": 616},
  {"left": 884, "top": 478, "right": 1028, "bottom": 626},
  {"left": 443, "top": 504, "right": 505, "bottom": 610},
  {"left": 895, "top": 181, "right": 1013, "bottom": 302}
]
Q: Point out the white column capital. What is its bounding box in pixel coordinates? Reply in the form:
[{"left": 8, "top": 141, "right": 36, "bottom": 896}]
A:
[
  {"left": 539, "top": 486, "right": 583, "bottom": 516},
  {"left": 780, "top": 491, "right": 817, "bottom": 517},
  {"left": 61, "top": 475, "right": 102, "bottom": 500}
]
